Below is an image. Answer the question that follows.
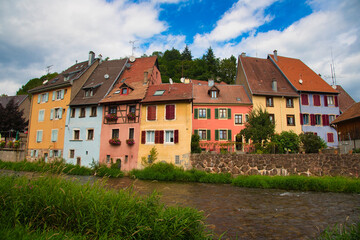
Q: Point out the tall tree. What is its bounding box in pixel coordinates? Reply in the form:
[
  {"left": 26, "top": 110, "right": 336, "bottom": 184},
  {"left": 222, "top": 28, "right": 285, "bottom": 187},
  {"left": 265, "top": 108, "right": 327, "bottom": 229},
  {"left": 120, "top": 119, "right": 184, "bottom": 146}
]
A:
[
  {"left": 203, "top": 47, "right": 219, "bottom": 80},
  {"left": 0, "top": 98, "right": 27, "bottom": 136},
  {"left": 218, "top": 55, "right": 237, "bottom": 84},
  {"left": 181, "top": 45, "right": 192, "bottom": 61}
]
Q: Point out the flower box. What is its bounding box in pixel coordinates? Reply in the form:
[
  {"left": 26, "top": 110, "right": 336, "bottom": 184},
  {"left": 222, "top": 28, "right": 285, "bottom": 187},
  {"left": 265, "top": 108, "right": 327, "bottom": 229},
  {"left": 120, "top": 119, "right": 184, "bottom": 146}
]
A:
[
  {"left": 127, "top": 112, "right": 136, "bottom": 121},
  {"left": 105, "top": 114, "right": 118, "bottom": 121},
  {"left": 109, "top": 138, "right": 121, "bottom": 145},
  {"left": 126, "top": 139, "right": 135, "bottom": 145}
]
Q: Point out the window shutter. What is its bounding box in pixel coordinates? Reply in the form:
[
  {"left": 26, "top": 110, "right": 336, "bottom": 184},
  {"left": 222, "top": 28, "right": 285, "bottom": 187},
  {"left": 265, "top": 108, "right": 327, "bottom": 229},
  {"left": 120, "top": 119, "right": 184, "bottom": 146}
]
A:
[
  {"left": 141, "top": 131, "right": 146, "bottom": 144},
  {"left": 207, "top": 130, "right": 211, "bottom": 141},
  {"left": 160, "top": 130, "right": 164, "bottom": 144},
  {"left": 334, "top": 96, "right": 338, "bottom": 107},
  {"left": 58, "top": 150, "right": 62, "bottom": 157},
  {"left": 49, "top": 150, "right": 53, "bottom": 157},
  {"left": 166, "top": 105, "right": 175, "bottom": 120},
  {"left": 45, "top": 93, "right": 49, "bottom": 102},
  {"left": 35, "top": 150, "right": 38, "bottom": 157},
  {"left": 147, "top": 106, "right": 156, "bottom": 120},
  {"left": 194, "top": 129, "right": 198, "bottom": 136},
  {"left": 310, "top": 114, "right": 315, "bottom": 126},
  {"left": 215, "top": 108, "right": 219, "bottom": 119},
  {"left": 61, "top": 89, "right": 65, "bottom": 99},
  {"left": 215, "top": 130, "right": 219, "bottom": 140},
  {"left": 300, "top": 113, "right": 303, "bottom": 125},
  {"left": 155, "top": 130, "right": 159, "bottom": 144},
  {"left": 227, "top": 108, "right": 231, "bottom": 119},
  {"left": 174, "top": 130, "right": 178, "bottom": 144},
  {"left": 207, "top": 109, "right": 211, "bottom": 119},
  {"left": 301, "top": 94, "right": 308, "bottom": 105},
  {"left": 326, "top": 115, "right": 329, "bottom": 126},
  {"left": 324, "top": 96, "right": 328, "bottom": 106},
  {"left": 31, "top": 150, "right": 34, "bottom": 157},
  {"left": 194, "top": 108, "right": 198, "bottom": 119},
  {"left": 59, "top": 108, "right": 63, "bottom": 119},
  {"left": 228, "top": 130, "right": 232, "bottom": 141},
  {"left": 50, "top": 109, "right": 54, "bottom": 120},
  {"left": 37, "top": 95, "right": 41, "bottom": 104},
  {"left": 52, "top": 91, "right": 56, "bottom": 101}
]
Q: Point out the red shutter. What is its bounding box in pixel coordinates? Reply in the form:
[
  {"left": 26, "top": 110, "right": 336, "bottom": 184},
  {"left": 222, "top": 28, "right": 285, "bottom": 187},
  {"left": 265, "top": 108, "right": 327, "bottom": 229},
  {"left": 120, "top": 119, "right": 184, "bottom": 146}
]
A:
[
  {"left": 326, "top": 115, "right": 329, "bottom": 126},
  {"left": 313, "top": 95, "right": 320, "bottom": 106},
  {"left": 166, "top": 105, "right": 175, "bottom": 120},
  {"left": 147, "top": 106, "right": 156, "bottom": 120},
  {"left": 324, "top": 96, "right": 328, "bottom": 107},
  {"left": 300, "top": 113, "right": 303, "bottom": 125},
  {"left": 155, "top": 130, "right": 159, "bottom": 144},
  {"left": 334, "top": 96, "right": 338, "bottom": 107},
  {"left": 310, "top": 114, "right": 315, "bottom": 126},
  {"left": 301, "top": 94, "right": 308, "bottom": 105},
  {"left": 327, "top": 133, "right": 334, "bottom": 142},
  {"left": 174, "top": 130, "right": 179, "bottom": 144},
  {"left": 322, "top": 115, "right": 326, "bottom": 126},
  {"left": 141, "top": 131, "right": 146, "bottom": 144},
  {"left": 160, "top": 130, "right": 164, "bottom": 144}
]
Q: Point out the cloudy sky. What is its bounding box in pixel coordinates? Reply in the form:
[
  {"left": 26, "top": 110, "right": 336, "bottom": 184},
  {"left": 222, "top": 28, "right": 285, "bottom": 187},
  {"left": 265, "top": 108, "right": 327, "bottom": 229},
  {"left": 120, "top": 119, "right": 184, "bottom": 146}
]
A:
[{"left": 0, "top": 0, "right": 359, "bottom": 101}]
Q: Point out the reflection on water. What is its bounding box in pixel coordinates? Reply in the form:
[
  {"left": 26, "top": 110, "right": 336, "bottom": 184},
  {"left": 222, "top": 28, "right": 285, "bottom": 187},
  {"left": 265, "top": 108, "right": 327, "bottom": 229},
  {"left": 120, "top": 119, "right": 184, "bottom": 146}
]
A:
[{"left": 2, "top": 170, "right": 359, "bottom": 239}]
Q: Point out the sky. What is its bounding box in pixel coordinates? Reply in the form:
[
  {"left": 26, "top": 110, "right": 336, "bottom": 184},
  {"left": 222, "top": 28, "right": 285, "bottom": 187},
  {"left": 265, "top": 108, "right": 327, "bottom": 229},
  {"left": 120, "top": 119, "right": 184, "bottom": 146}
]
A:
[{"left": 0, "top": 0, "right": 359, "bottom": 101}]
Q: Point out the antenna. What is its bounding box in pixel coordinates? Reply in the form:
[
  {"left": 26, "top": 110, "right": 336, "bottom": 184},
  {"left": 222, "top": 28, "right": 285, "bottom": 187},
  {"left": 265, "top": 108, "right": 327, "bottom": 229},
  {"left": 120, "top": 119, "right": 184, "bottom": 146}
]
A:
[
  {"left": 46, "top": 65, "right": 53, "bottom": 74},
  {"left": 129, "top": 40, "right": 137, "bottom": 56},
  {"left": 330, "top": 49, "right": 336, "bottom": 86}
]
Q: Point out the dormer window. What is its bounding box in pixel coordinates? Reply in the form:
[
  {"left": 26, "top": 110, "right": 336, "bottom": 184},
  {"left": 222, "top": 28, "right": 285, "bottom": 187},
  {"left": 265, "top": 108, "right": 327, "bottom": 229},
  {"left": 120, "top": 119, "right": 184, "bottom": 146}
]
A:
[
  {"left": 208, "top": 86, "right": 220, "bottom": 99},
  {"left": 85, "top": 89, "right": 93, "bottom": 97},
  {"left": 121, "top": 88, "right": 128, "bottom": 95},
  {"left": 211, "top": 91, "right": 217, "bottom": 98}
]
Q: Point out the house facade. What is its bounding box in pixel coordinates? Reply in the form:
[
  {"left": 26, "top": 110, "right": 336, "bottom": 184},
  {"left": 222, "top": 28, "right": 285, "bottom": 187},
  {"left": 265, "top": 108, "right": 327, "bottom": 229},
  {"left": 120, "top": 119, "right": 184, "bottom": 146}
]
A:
[
  {"left": 236, "top": 54, "right": 302, "bottom": 135},
  {"left": 139, "top": 83, "right": 193, "bottom": 168},
  {"left": 268, "top": 51, "right": 340, "bottom": 147},
  {"left": 192, "top": 81, "right": 252, "bottom": 152},
  {"left": 27, "top": 51, "right": 99, "bottom": 161},
  {"left": 99, "top": 56, "right": 162, "bottom": 171},
  {"left": 63, "top": 59, "right": 127, "bottom": 167}
]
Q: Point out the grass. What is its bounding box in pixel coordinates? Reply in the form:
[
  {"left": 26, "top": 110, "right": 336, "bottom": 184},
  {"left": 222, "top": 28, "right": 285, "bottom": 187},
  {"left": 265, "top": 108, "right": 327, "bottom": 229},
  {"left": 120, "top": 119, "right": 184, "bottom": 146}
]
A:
[
  {"left": 316, "top": 219, "right": 360, "bottom": 239},
  {"left": 0, "top": 174, "right": 213, "bottom": 239}
]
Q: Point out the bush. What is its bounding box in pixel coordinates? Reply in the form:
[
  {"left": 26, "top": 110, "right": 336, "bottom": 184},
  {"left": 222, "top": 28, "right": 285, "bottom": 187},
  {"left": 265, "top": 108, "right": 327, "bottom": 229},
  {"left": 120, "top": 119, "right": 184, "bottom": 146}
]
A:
[
  {"left": 300, "top": 132, "right": 327, "bottom": 153},
  {"left": 353, "top": 148, "right": 360, "bottom": 154},
  {"left": 191, "top": 134, "right": 202, "bottom": 153},
  {"left": 271, "top": 131, "right": 300, "bottom": 154}
]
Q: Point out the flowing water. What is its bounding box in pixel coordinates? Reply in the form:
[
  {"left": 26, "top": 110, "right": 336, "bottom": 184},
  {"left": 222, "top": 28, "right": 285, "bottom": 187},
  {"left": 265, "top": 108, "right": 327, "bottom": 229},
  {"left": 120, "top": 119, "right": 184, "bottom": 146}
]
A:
[{"left": 2, "top": 170, "right": 360, "bottom": 239}]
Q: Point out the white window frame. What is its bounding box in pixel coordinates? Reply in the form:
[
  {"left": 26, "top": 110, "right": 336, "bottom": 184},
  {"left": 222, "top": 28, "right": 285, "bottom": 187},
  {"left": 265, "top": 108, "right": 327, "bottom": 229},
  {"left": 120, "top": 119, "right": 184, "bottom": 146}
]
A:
[
  {"left": 235, "top": 114, "right": 243, "bottom": 125},
  {"left": 327, "top": 96, "right": 334, "bottom": 105},
  {"left": 198, "top": 108, "right": 206, "bottom": 118},
  {"left": 73, "top": 129, "right": 80, "bottom": 140},
  {"left": 36, "top": 130, "right": 43, "bottom": 142},
  {"left": 146, "top": 130, "right": 155, "bottom": 144},
  {"left": 219, "top": 108, "right": 227, "bottom": 119},
  {"left": 165, "top": 130, "right": 174, "bottom": 144},
  {"left": 38, "top": 109, "right": 45, "bottom": 122},
  {"left": 315, "top": 114, "right": 322, "bottom": 126},
  {"left": 303, "top": 113, "right": 310, "bottom": 125},
  {"left": 86, "top": 128, "right": 94, "bottom": 141},
  {"left": 219, "top": 129, "right": 227, "bottom": 140},
  {"left": 198, "top": 129, "right": 207, "bottom": 140}
]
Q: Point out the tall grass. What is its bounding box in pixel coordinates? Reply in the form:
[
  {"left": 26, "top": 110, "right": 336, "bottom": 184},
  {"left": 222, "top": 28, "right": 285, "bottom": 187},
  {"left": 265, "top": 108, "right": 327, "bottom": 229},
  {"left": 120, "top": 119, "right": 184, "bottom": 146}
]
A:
[
  {"left": 130, "top": 162, "right": 232, "bottom": 184},
  {"left": 316, "top": 219, "right": 360, "bottom": 239},
  {"left": 0, "top": 175, "right": 212, "bottom": 239}
]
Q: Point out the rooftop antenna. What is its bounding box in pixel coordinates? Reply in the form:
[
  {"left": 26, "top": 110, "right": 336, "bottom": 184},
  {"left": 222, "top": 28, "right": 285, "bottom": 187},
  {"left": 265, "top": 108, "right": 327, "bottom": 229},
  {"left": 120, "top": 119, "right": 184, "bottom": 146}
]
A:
[
  {"left": 129, "top": 40, "right": 137, "bottom": 57},
  {"left": 46, "top": 65, "right": 53, "bottom": 75},
  {"left": 330, "top": 48, "right": 337, "bottom": 86}
]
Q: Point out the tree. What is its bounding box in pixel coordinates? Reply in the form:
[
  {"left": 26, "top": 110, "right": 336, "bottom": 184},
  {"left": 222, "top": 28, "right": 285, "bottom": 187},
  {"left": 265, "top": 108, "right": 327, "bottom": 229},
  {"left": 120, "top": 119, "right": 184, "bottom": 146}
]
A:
[
  {"left": 16, "top": 72, "right": 58, "bottom": 96},
  {"left": 271, "top": 131, "right": 300, "bottom": 154},
  {"left": 181, "top": 45, "right": 192, "bottom": 61},
  {"left": 240, "top": 108, "right": 275, "bottom": 145},
  {"left": 203, "top": 47, "right": 219, "bottom": 80},
  {"left": 191, "top": 134, "right": 201, "bottom": 153},
  {"left": 218, "top": 55, "right": 237, "bottom": 84},
  {"left": 0, "top": 98, "right": 27, "bottom": 137},
  {"left": 300, "top": 133, "right": 327, "bottom": 153}
]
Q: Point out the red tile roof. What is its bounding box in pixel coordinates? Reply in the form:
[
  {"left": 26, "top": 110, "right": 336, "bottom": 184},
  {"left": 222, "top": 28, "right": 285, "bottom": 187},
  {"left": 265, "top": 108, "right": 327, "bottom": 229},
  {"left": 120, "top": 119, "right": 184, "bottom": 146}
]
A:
[
  {"left": 269, "top": 54, "right": 338, "bottom": 93},
  {"left": 142, "top": 83, "right": 192, "bottom": 103},
  {"left": 331, "top": 102, "right": 360, "bottom": 124},
  {"left": 193, "top": 84, "right": 251, "bottom": 105},
  {"left": 335, "top": 85, "right": 356, "bottom": 113},
  {"left": 190, "top": 79, "right": 227, "bottom": 85},
  {"left": 239, "top": 56, "right": 298, "bottom": 97}
]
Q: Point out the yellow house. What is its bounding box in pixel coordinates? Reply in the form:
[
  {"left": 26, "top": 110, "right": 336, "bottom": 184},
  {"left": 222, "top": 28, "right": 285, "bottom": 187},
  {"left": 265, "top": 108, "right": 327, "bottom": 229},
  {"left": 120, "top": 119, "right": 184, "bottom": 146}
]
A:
[
  {"left": 236, "top": 53, "right": 301, "bottom": 134},
  {"left": 138, "top": 83, "right": 193, "bottom": 168},
  {"left": 27, "top": 52, "right": 98, "bottom": 161}
]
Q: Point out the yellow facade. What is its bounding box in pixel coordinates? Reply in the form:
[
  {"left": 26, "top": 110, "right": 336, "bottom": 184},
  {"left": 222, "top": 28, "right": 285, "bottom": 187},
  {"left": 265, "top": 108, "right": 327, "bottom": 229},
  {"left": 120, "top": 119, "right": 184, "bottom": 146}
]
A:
[
  {"left": 138, "top": 102, "right": 192, "bottom": 169},
  {"left": 252, "top": 95, "right": 302, "bottom": 134},
  {"left": 27, "top": 87, "right": 71, "bottom": 159}
]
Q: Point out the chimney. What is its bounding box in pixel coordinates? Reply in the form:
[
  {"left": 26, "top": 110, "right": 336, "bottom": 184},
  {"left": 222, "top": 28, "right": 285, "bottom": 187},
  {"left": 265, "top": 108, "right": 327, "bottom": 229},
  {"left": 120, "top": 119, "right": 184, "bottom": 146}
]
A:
[
  {"left": 144, "top": 71, "right": 148, "bottom": 84},
  {"left": 273, "top": 50, "right": 278, "bottom": 61},
  {"left": 241, "top": 52, "right": 246, "bottom": 57},
  {"left": 88, "top": 51, "right": 95, "bottom": 65},
  {"left": 272, "top": 78, "right": 277, "bottom": 92},
  {"left": 208, "top": 79, "right": 214, "bottom": 86}
]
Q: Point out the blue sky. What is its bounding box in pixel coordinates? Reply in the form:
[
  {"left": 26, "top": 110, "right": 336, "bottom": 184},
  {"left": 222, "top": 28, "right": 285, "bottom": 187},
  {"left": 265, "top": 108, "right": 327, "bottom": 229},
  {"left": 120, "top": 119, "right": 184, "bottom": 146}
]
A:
[{"left": 0, "top": 0, "right": 359, "bottom": 101}]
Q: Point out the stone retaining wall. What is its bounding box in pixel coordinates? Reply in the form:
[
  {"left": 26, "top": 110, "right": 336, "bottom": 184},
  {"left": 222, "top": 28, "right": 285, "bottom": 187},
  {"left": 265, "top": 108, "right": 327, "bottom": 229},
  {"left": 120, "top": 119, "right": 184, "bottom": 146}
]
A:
[
  {"left": 191, "top": 153, "right": 360, "bottom": 178},
  {"left": 0, "top": 149, "right": 26, "bottom": 162}
]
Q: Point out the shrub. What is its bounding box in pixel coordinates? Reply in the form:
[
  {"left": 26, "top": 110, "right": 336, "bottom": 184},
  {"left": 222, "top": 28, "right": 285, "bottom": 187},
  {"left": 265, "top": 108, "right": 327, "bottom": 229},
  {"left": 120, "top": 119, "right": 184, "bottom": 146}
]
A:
[
  {"left": 300, "top": 132, "right": 327, "bottom": 153},
  {"left": 271, "top": 131, "right": 300, "bottom": 154},
  {"left": 191, "top": 134, "right": 202, "bottom": 153},
  {"left": 0, "top": 141, "right": 5, "bottom": 148},
  {"left": 353, "top": 148, "right": 360, "bottom": 154}
]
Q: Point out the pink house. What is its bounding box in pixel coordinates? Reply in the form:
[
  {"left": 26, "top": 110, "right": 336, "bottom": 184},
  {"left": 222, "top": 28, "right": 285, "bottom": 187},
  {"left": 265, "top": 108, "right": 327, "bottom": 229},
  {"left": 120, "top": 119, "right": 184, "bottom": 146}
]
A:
[
  {"left": 192, "top": 80, "right": 252, "bottom": 153},
  {"left": 99, "top": 56, "right": 161, "bottom": 171}
]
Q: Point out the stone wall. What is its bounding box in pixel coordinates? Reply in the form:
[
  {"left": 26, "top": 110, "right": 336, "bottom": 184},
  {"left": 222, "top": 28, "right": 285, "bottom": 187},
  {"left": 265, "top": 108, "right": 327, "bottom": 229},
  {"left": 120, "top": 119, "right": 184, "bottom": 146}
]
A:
[
  {"left": 0, "top": 149, "right": 26, "bottom": 162},
  {"left": 191, "top": 153, "right": 360, "bottom": 178}
]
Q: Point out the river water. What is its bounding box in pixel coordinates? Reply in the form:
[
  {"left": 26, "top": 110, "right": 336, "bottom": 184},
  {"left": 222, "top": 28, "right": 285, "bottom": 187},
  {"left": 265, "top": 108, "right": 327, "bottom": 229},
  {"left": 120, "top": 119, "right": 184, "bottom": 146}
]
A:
[{"left": 2, "top": 170, "right": 360, "bottom": 239}]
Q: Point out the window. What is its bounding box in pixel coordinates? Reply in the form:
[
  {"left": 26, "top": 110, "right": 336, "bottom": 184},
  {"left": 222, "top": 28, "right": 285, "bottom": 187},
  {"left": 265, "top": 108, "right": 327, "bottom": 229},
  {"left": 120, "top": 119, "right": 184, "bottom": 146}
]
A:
[
  {"left": 175, "top": 155, "right": 180, "bottom": 164},
  {"left": 287, "top": 115, "right": 295, "bottom": 126},
  {"left": 329, "top": 115, "right": 336, "bottom": 123},
  {"left": 112, "top": 129, "right": 119, "bottom": 139},
  {"left": 125, "top": 155, "right": 128, "bottom": 163},
  {"left": 219, "top": 108, "right": 227, "bottom": 118},
  {"left": 327, "top": 133, "right": 334, "bottom": 143},
  {"left": 211, "top": 91, "right": 217, "bottom": 98},
  {"left": 129, "top": 105, "right": 136, "bottom": 113},
  {"left": 199, "top": 108, "right": 206, "bottom": 118},
  {"left": 147, "top": 106, "right": 156, "bottom": 121},
  {"left": 38, "top": 93, "right": 48, "bottom": 103},
  {"left": 69, "top": 150, "right": 75, "bottom": 158},
  {"left": 85, "top": 89, "right": 93, "bottom": 97},
  {"left": 55, "top": 90, "right": 63, "bottom": 100},
  {"left": 129, "top": 128, "right": 134, "bottom": 139},
  {"left": 76, "top": 157, "right": 81, "bottom": 166},
  {"left": 198, "top": 130, "right": 207, "bottom": 140},
  {"left": 70, "top": 108, "right": 76, "bottom": 118},
  {"left": 301, "top": 94, "right": 309, "bottom": 105},
  {"left": 55, "top": 108, "right": 61, "bottom": 119},
  {"left": 245, "top": 114, "right": 249, "bottom": 122},
  {"left": 266, "top": 97, "right": 274, "bottom": 107},
  {"left": 165, "top": 105, "right": 175, "bottom": 120},
  {"left": 106, "top": 155, "right": 111, "bottom": 164},
  {"left": 235, "top": 114, "right": 243, "bottom": 125},
  {"left": 109, "top": 106, "right": 117, "bottom": 114},
  {"left": 302, "top": 114, "right": 309, "bottom": 125},
  {"left": 269, "top": 114, "right": 275, "bottom": 124},
  {"left": 286, "top": 98, "right": 294, "bottom": 108},
  {"left": 38, "top": 110, "right": 45, "bottom": 122},
  {"left": 313, "top": 95, "right": 321, "bottom": 106},
  {"left": 315, "top": 114, "right": 322, "bottom": 125},
  {"left": 73, "top": 130, "right": 80, "bottom": 140},
  {"left": 36, "top": 130, "right": 43, "bottom": 142},
  {"left": 80, "top": 108, "right": 86, "bottom": 118},
  {"left": 146, "top": 131, "right": 155, "bottom": 143},
  {"left": 327, "top": 96, "right": 334, "bottom": 105},
  {"left": 121, "top": 88, "right": 128, "bottom": 95},
  {"left": 90, "top": 106, "right": 97, "bottom": 117},
  {"left": 154, "top": 90, "right": 165, "bottom": 96},
  {"left": 87, "top": 129, "right": 94, "bottom": 140},
  {"left": 165, "top": 130, "right": 174, "bottom": 143},
  {"left": 51, "top": 129, "right": 58, "bottom": 142},
  {"left": 219, "top": 130, "right": 227, "bottom": 140}
]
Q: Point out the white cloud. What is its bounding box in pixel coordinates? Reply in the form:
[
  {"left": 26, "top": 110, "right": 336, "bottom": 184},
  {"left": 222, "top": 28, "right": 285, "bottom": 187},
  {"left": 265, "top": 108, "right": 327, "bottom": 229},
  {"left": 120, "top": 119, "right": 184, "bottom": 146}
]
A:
[{"left": 144, "top": 34, "right": 186, "bottom": 55}]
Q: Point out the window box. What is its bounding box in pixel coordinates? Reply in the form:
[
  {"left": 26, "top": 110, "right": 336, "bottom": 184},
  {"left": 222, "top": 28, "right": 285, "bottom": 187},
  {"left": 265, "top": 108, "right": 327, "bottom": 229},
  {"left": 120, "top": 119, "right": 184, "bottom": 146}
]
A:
[
  {"left": 109, "top": 138, "right": 121, "bottom": 145},
  {"left": 105, "top": 114, "right": 118, "bottom": 121},
  {"left": 127, "top": 112, "right": 136, "bottom": 121},
  {"left": 126, "top": 139, "right": 135, "bottom": 145}
]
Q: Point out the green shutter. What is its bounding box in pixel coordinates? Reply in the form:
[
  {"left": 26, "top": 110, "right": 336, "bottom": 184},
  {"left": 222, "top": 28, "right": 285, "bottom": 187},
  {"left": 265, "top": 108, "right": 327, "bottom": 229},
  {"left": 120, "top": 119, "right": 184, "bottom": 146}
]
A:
[
  {"left": 58, "top": 150, "right": 62, "bottom": 157},
  {"left": 215, "top": 130, "right": 219, "bottom": 140},
  {"left": 61, "top": 89, "right": 65, "bottom": 99},
  {"left": 50, "top": 109, "right": 54, "bottom": 120},
  {"left": 49, "top": 150, "right": 53, "bottom": 157},
  {"left": 228, "top": 130, "right": 232, "bottom": 141},
  {"left": 59, "top": 108, "right": 63, "bottom": 119},
  {"left": 52, "top": 91, "right": 56, "bottom": 101},
  {"left": 45, "top": 93, "right": 49, "bottom": 102},
  {"left": 31, "top": 150, "right": 34, "bottom": 157},
  {"left": 215, "top": 108, "right": 219, "bottom": 119},
  {"left": 228, "top": 108, "right": 231, "bottom": 119},
  {"left": 207, "top": 130, "right": 211, "bottom": 141},
  {"left": 194, "top": 129, "right": 198, "bottom": 136},
  {"left": 207, "top": 109, "right": 211, "bottom": 119},
  {"left": 194, "top": 108, "right": 198, "bottom": 119},
  {"left": 37, "top": 95, "right": 41, "bottom": 103}
]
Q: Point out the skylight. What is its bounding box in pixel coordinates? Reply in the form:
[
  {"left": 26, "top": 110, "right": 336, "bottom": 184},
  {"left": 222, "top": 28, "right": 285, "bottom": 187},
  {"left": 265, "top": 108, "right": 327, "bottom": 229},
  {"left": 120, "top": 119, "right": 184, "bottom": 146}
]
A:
[{"left": 153, "top": 90, "right": 165, "bottom": 96}]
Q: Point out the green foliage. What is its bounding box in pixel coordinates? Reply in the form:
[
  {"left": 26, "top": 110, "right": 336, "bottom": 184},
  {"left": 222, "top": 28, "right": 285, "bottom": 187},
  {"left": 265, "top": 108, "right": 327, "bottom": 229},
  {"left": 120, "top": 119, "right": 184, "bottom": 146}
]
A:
[
  {"left": 95, "top": 165, "right": 124, "bottom": 178},
  {"left": 0, "top": 175, "right": 211, "bottom": 239},
  {"left": 0, "top": 98, "right": 27, "bottom": 133},
  {"left": 191, "top": 134, "right": 202, "bottom": 153},
  {"left": 130, "top": 162, "right": 232, "bottom": 184},
  {"left": 316, "top": 219, "right": 360, "bottom": 239},
  {"left": 16, "top": 72, "right": 58, "bottom": 96},
  {"left": 300, "top": 132, "right": 327, "bottom": 153},
  {"left": 353, "top": 148, "right": 360, "bottom": 153},
  {"left": 271, "top": 131, "right": 300, "bottom": 154},
  {"left": 232, "top": 175, "right": 360, "bottom": 193},
  {"left": 141, "top": 147, "right": 159, "bottom": 167},
  {"left": 240, "top": 108, "right": 275, "bottom": 145}
]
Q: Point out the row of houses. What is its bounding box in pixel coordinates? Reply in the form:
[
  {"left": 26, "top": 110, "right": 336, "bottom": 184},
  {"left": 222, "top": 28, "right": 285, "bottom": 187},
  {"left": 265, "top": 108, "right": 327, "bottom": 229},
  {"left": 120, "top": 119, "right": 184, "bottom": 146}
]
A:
[{"left": 22, "top": 50, "right": 353, "bottom": 170}]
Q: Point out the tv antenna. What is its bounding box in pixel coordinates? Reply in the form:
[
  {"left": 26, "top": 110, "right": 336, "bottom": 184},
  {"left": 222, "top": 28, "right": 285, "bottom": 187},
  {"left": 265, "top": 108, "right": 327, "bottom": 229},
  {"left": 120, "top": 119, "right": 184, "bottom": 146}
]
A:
[
  {"left": 330, "top": 49, "right": 336, "bottom": 86},
  {"left": 46, "top": 65, "right": 53, "bottom": 74},
  {"left": 129, "top": 40, "right": 137, "bottom": 56}
]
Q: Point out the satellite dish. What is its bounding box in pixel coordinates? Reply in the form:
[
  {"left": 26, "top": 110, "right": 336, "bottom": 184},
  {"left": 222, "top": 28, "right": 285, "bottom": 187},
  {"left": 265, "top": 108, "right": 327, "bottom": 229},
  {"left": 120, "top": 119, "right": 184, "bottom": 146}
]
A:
[
  {"left": 169, "top": 78, "right": 173, "bottom": 84},
  {"left": 299, "top": 79, "right": 303, "bottom": 84},
  {"left": 104, "top": 74, "right": 109, "bottom": 79},
  {"left": 129, "top": 56, "right": 136, "bottom": 62},
  {"left": 43, "top": 80, "right": 48, "bottom": 85},
  {"left": 180, "top": 77, "right": 185, "bottom": 83}
]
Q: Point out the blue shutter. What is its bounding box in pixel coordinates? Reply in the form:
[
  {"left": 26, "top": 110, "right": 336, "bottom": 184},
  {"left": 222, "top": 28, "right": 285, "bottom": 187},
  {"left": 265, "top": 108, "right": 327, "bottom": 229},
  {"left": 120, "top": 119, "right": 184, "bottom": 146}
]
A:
[
  {"left": 37, "top": 95, "right": 41, "bottom": 103},
  {"left": 61, "top": 89, "right": 65, "bottom": 99},
  {"left": 45, "top": 93, "right": 49, "bottom": 102},
  {"left": 49, "top": 150, "right": 53, "bottom": 157},
  {"left": 50, "top": 109, "right": 54, "bottom": 120},
  {"left": 58, "top": 150, "right": 62, "bottom": 157},
  {"left": 59, "top": 108, "right": 63, "bottom": 119},
  {"left": 52, "top": 91, "right": 56, "bottom": 101},
  {"left": 35, "top": 150, "right": 38, "bottom": 157},
  {"left": 31, "top": 150, "right": 34, "bottom": 157}
]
